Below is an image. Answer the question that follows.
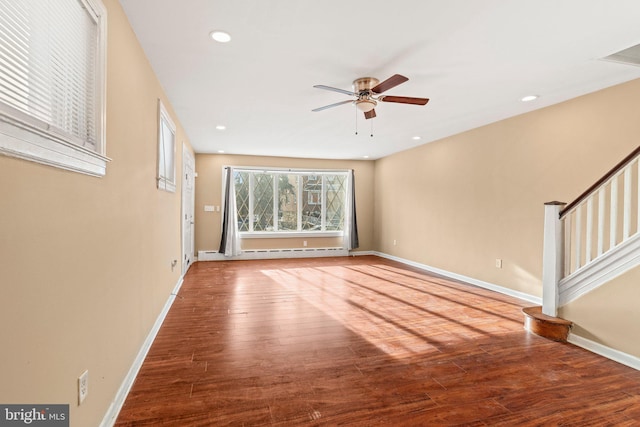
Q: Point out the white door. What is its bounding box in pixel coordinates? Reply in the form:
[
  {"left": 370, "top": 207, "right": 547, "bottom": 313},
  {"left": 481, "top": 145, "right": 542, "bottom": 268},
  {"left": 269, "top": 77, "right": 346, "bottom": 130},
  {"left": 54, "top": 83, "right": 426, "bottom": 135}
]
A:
[{"left": 181, "top": 147, "right": 195, "bottom": 274}]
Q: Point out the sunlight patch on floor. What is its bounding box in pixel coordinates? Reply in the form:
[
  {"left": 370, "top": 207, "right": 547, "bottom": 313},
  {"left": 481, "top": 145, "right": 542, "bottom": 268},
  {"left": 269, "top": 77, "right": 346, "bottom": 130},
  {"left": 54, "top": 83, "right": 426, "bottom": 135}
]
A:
[{"left": 259, "top": 263, "right": 517, "bottom": 359}]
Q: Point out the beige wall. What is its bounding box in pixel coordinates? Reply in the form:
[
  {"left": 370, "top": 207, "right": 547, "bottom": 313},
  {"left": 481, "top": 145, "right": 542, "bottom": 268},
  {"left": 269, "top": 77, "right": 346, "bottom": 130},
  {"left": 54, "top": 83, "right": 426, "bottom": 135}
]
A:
[
  {"left": 560, "top": 265, "right": 640, "bottom": 358},
  {"left": 0, "top": 1, "right": 192, "bottom": 425},
  {"left": 374, "top": 78, "right": 640, "bottom": 357},
  {"left": 194, "top": 154, "right": 375, "bottom": 253}
]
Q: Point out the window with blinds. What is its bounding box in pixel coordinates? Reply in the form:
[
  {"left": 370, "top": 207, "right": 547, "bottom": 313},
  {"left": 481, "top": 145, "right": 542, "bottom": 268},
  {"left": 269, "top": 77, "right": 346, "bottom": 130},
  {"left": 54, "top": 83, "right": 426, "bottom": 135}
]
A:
[
  {"left": 0, "top": 0, "right": 108, "bottom": 176},
  {"left": 157, "top": 100, "right": 176, "bottom": 193}
]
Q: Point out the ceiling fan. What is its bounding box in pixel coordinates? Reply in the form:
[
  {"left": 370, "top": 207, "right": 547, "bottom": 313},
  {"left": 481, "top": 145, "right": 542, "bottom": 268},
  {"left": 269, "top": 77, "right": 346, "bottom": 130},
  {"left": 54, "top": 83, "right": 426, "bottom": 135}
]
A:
[{"left": 312, "top": 74, "right": 429, "bottom": 119}]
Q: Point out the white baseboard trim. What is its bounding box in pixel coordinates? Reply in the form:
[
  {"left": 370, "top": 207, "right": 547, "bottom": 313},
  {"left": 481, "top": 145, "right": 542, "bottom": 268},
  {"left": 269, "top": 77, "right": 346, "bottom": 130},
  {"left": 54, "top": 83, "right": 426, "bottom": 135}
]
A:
[
  {"left": 372, "top": 251, "right": 542, "bottom": 305},
  {"left": 568, "top": 333, "right": 640, "bottom": 371},
  {"left": 99, "top": 275, "right": 186, "bottom": 427},
  {"left": 349, "top": 250, "right": 375, "bottom": 256}
]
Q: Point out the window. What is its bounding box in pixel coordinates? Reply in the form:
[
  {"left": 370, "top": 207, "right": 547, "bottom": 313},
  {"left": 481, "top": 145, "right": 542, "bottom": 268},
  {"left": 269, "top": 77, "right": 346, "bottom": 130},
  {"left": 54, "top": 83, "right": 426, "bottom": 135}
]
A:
[
  {"left": 233, "top": 168, "right": 348, "bottom": 235},
  {"left": 0, "top": 0, "right": 108, "bottom": 176},
  {"left": 157, "top": 100, "right": 176, "bottom": 192}
]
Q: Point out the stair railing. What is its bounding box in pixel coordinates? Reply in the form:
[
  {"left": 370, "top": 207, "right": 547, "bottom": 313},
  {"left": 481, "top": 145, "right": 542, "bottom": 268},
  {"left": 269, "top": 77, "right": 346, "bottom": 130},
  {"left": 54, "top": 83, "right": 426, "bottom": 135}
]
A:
[{"left": 542, "top": 146, "right": 640, "bottom": 316}]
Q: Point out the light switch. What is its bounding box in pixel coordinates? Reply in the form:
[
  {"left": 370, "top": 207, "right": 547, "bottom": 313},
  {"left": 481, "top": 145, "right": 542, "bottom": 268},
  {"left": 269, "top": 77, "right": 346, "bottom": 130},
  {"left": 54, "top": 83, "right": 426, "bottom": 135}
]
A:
[{"left": 204, "top": 205, "right": 215, "bottom": 212}]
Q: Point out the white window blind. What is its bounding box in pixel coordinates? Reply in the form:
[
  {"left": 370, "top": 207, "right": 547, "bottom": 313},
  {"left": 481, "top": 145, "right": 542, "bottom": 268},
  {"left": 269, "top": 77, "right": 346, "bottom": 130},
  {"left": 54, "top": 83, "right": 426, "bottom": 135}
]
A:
[
  {"left": 0, "top": 0, "right": 108, "bottom": 176},
  {"left": 157, "top": 100, "right": 176, "bottom": 192}
]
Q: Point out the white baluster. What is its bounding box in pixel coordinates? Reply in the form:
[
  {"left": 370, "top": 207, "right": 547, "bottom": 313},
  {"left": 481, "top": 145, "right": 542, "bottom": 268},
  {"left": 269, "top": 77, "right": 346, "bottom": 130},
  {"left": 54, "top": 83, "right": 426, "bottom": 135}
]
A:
[
  {"left": 637, "top": 159, "right": 640, "bottom": 236},
  {"left": 574, "top": 204, "right": 582, "bottom": 271},
  {"left": 564, "top": 213, "right": 572, "bottom": 276},
  {"left": 585, "top": 197, "right": 593, "bottom": 264},
  {"left": 597, "top": 187, "right": 605, "bottom": 257},
  {"left": 623, "top": 166, "right": 632, "bottom": 240},
  {"left": 610, "top": 179, "right": 618, "bottom": 250}
]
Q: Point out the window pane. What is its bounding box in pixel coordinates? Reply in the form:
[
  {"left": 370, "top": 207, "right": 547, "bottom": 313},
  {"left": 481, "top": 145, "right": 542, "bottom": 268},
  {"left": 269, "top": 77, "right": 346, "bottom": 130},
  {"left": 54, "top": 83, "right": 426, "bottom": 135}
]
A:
[
  {"left": 325, "top": 175, "right": 346, "bottom": 231},
  {"left": 277, "top": 174, "right": 298, "bottom": 231},
  {"left": 0, "top": 0, "right": 99, "bottom": 148},
  {"left": 302, "top": 175, "right": 322, "bottom": 230},
  {"left": 234, "top": 171, "right": 250, "bottom": 231},
  {"left": 253, "top": 173, "right": 274, "bottom": 231},
  {"left": 159, "top": 118, "right": 175, "bottom": 182},
  {"left": 157, "top": 101, "right": 176, "bottom": 192}
]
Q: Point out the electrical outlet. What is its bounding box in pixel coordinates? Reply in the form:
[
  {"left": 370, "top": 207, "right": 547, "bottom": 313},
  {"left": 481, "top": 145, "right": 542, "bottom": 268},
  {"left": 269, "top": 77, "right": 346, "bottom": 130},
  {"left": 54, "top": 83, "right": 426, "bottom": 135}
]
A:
[
  {"left": 495, "top": 258, "right": 503, "bottom": 268},
  {"left": 303, "top": 240, "right": 307, "bottom": 247},
  {"left": 78, "top": 370, "right": 89, "bottom": 405},
  {"left": 393, "top": 239, "right": 397, "bottom": 246}
]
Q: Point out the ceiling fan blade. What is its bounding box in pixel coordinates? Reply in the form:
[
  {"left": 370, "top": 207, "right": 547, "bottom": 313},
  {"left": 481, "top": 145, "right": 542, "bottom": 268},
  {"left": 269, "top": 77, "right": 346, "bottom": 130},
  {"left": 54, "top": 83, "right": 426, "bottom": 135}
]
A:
[
  {"left": 364, "top": 109, "right": 376, "bottom": 120},
  {"left": 379, "top": 96, "right": 429, "bottom": 105},
  {"left": 313, "top": 85, "right": 356, "bottom": 96},
  {"left": 312, "top": 99, "right": 353, "bottom": 112},
  {"left": 371, "top": 74, "right": 408, "bottom": 94}
]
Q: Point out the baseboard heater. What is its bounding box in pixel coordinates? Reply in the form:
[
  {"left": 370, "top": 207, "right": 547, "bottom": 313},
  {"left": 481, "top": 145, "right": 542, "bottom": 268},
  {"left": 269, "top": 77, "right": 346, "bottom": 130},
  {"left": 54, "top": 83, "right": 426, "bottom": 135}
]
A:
[{"left": 198, "top": 247, "right": 348, "bottom": 261}]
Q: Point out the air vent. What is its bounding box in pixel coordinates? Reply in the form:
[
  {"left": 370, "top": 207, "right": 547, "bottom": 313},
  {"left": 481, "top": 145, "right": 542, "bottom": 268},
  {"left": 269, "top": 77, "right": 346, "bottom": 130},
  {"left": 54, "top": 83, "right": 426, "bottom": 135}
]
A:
[{"left": 602, "top": 43, "right": 640, "bottom": 67}]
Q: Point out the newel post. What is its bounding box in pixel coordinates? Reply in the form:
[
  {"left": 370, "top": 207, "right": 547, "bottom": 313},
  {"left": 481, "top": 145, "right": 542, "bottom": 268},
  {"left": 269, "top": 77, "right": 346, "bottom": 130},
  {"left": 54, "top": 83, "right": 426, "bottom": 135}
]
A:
[{"left": 542, "top": 201, "right": 566, "bottom": 316}]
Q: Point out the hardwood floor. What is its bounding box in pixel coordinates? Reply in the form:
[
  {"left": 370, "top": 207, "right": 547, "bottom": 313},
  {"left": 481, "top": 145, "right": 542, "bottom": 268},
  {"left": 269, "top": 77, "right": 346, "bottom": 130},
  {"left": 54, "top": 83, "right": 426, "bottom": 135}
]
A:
[{"left": 115, "top": 256, "right": 640, "bottom": 426}]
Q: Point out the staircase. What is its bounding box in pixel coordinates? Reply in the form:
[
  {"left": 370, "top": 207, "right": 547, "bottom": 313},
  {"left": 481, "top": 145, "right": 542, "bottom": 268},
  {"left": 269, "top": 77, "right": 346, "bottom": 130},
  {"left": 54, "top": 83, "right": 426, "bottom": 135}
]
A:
[{"left": 527, "top": 146, "right": 640, "bottom": 340}]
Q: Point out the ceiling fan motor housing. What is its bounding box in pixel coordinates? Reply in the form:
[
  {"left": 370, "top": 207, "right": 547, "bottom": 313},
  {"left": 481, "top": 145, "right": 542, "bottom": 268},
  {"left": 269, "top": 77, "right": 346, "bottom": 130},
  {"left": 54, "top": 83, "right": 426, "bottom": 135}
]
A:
[
  {"left": 353, "top": 77, "right": 379, "bottom": 112},
  {"left": 353, "top": 77, "right": 380, "bottom": 93}
]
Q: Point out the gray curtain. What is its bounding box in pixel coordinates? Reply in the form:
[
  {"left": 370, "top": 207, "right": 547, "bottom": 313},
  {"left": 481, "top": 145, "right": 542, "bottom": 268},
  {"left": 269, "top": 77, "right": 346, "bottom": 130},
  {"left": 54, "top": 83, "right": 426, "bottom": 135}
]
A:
[
  {"left": 218, "top": 167, "right": 241, "bottom": 256},
  {"left": 346, "top": 169, "right": 359, "bottom": 250}
]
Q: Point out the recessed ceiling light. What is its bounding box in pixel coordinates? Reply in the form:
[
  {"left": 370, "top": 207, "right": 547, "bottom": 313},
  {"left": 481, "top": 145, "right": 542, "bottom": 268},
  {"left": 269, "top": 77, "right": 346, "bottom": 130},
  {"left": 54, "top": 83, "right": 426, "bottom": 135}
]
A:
[
  {"left": 210, "top": 31, "right": 231, "bottom": 43},
  {"left": 217, "top": 150, "right": 225, "bottom": 153},
  {"left": 412, "top": 136, "right": 421, "bottom": 140},
  {"left": 216, "top": 125, "right": 226, "bottom": 130},
  {"left": 521, "top": 95, "right": 539, "bottom": 102},
  {"left": 363, "top": 155, "right": 369, "bottom": 159}
]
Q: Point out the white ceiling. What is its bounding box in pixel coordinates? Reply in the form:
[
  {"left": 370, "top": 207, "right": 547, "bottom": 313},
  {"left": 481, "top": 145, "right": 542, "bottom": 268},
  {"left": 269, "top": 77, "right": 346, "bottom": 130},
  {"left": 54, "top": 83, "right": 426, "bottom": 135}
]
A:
[{"left": 119, "top": 0, "right": 640, "bottom": 160}]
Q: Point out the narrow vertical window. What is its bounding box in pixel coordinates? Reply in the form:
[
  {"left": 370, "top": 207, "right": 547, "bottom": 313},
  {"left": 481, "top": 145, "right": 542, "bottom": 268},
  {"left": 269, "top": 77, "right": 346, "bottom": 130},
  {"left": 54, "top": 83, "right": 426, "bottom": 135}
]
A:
[
  {"left": 277, "top": 174, "right": 298, "bottom": 231},
  {"left": 252, "top": 173, "right": 274, "bottom": 231},
  {"left": 234, "top": 171, "right": 250, "bottom": 231},
  {"left": 157, "top": 100, "right": 176, "bottom": 192},
  {"left": 325, "top": 175, "right": 346, "bottom": 231},
  {"left": 302, "top": 175, "right": 322, "bottom": 231}
]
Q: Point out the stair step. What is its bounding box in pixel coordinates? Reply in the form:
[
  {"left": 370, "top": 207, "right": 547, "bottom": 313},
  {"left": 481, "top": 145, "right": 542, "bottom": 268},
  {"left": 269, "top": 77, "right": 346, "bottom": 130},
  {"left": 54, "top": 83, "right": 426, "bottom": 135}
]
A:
[{"left": 522, "top": 306, "right": 572, "bottom": 342}]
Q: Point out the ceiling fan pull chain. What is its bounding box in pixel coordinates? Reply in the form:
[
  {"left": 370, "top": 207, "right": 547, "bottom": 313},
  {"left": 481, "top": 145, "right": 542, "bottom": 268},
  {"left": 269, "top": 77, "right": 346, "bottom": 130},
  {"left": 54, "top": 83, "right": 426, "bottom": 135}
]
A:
[
  {"left": 370, "top": 118, "right": 374, "bottom": 138},
  {"left": 355, "top": 105, "right": 358, "bottom": 135}
]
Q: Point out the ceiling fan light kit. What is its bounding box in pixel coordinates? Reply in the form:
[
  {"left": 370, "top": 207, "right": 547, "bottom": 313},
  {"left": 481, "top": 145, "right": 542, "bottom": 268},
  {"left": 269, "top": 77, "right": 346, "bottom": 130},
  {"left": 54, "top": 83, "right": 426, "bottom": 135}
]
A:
[
  {"left": 312, "top": 74, "right": 429, "bottom": 120},
  {"left": 355, "top": 99, "right": 377, "bottom": 112}
]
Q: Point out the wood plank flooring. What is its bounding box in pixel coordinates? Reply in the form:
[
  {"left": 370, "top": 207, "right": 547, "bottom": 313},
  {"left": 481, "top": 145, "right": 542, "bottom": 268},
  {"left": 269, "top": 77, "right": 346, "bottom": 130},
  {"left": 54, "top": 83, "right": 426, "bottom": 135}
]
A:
[{"left": 115, "top": 256, "right": 640, "bottom": 426}]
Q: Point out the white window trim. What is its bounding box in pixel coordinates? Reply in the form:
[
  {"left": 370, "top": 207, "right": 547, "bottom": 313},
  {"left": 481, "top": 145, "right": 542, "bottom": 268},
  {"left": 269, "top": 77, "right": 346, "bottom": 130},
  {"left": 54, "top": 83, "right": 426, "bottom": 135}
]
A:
[
  {"left": 0, "top": 0, "right": 109, "bottom": 177},
  {"left": 230, "top": 166, "right": 349, "bottom": 238},
  {"left": 157, "top": 100, "right": 177, "bottom": 193}
]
